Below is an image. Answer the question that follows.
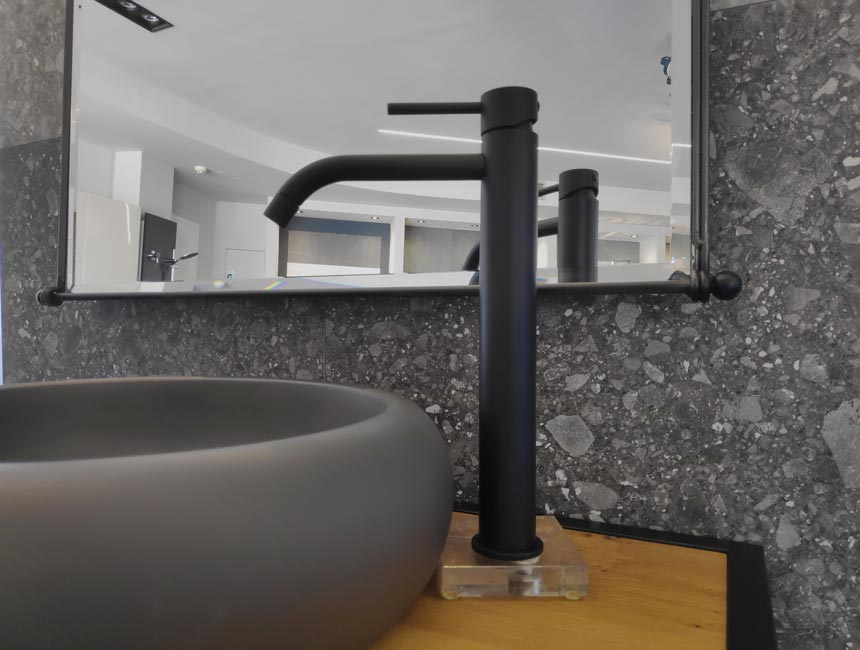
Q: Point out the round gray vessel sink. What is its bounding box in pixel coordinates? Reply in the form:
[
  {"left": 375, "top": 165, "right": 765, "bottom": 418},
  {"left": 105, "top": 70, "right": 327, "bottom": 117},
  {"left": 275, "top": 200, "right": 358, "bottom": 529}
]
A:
[{"left": 0, "top": 378, "right": 453, "bottom": 649}]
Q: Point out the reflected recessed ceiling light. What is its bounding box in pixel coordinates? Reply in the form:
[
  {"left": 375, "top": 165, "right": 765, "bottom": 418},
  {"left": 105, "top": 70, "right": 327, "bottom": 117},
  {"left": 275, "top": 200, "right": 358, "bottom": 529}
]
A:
[
  {"left": 470, "top": 224, "right": 479, "bottom": 228},
  {"left": 631, "top": 234, "right": 639, "bottom": 239},
  {"left": 370, "top": 216, "right": 381, "bottom": 221},
  {"left": 416, "top": 219, "right": 426, "bottom": 224},
  {"left": 378, "top": 129, "right": 670, "bottom": 164},
  {"left": 194, "top": 165, "right": 208, "bottom": 175},
  {"left": 94, "top": 0, "right": 173, "bottom": 32}
]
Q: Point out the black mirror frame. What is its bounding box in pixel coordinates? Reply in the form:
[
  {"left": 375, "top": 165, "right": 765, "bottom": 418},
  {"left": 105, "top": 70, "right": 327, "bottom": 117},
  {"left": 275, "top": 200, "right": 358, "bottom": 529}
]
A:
[{"left": 39, "top": 0, "right": 738, "bottom": 307}]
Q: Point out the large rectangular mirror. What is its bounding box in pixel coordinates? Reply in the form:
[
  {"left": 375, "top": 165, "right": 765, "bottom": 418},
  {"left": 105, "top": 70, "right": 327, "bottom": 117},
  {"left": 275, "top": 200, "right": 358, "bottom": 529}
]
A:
[{"left": 59, "top": 0, "right": 705, "bottom": 297}]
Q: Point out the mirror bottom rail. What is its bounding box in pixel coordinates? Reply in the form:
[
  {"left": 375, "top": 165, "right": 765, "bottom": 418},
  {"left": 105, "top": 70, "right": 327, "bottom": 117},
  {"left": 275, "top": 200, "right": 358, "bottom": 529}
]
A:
[{"left": 39, "top": 280, "right": 693, "bottom": 306}]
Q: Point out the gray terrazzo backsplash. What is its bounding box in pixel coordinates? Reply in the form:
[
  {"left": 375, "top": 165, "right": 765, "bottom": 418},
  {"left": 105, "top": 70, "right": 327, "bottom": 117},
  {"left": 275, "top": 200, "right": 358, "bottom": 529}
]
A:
[{"left": 1, "top": 0, "right": 859, "bottom": 647}]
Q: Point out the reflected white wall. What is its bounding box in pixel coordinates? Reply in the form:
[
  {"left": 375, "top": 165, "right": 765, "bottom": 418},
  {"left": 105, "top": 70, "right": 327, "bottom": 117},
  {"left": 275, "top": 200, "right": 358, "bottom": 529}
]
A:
[
  {"left": 212, "top": 202, "right": 278, "bottom": 279},
  {"left": 112, "top": 151, "right": 174, "bottom": 219},
  {"left": 173, "top": 183, "right": 216, "bottom": 281},
  {"left": 76, "top": 139, "right": 114, "bottom": 197}
]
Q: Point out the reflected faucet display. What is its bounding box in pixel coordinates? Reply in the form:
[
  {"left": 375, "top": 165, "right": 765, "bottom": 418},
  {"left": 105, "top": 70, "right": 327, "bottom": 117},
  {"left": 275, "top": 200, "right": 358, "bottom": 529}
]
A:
[
  {"left": 145, "top": 250, "right": 199, "bottom": 282},
  {"left": 266, "top": 87, "right": 543, "bottom": 561},
  {"left": 462, "top": 168, "right": 599, "bottom": 284}
]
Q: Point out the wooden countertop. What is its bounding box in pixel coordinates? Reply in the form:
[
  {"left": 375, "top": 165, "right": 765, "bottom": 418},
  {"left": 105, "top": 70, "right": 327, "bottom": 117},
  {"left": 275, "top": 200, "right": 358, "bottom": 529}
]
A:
[{"left": 372, "top": 515, "right": 727, "bottom": 649}]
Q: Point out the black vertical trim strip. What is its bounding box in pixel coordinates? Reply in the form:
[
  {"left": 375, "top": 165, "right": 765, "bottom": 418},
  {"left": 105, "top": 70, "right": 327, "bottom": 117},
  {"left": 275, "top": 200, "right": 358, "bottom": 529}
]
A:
[
  {"left": 690, "top": 0, "right": 711, "bottom": 300},
  {"left": 698, "top": 0, "right": 711, "bottom": 288},
  {"left": 726, "top": 542, "right": 777, "bottom": 650},
  {"left": 57, "top": 0, "right": 74, "bottom": 292}
]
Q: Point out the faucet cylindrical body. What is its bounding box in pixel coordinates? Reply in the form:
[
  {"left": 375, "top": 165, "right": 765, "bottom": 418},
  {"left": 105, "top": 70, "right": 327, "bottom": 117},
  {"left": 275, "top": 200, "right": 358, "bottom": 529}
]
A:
[
  {"left": 557, "top": 169, "right": 599, "bottom": 283},
  {"left": 472, "top": 87, "right": 542, "bottom": 561}
]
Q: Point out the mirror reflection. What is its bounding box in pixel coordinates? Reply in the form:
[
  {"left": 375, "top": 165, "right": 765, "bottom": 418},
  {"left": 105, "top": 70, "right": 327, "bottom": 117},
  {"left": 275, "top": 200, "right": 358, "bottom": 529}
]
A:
[{"left": 68, "top": 0, "right": 693, "bottom": 294}]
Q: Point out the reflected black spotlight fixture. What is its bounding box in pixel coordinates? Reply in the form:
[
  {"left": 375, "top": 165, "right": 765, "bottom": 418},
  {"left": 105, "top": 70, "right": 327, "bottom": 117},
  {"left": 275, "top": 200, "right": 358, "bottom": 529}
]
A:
[{"left": 93, "top": 0, "right": 173, "bottom": 32}]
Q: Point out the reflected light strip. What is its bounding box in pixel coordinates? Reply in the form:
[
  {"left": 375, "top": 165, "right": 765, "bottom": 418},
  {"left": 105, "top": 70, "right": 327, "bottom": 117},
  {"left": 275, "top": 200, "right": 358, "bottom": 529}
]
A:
[
  {"left": 378, "top": 129, "right": 481, "bottom": 145},
  {"left": 671, "top": 143, "right": 693, "bottom": 148},
  {"left": 378, "top": 129, "right": 671, "bottom": 164},
  {"left": 538, "top": 145, "right": 669, "bottom": 165}
]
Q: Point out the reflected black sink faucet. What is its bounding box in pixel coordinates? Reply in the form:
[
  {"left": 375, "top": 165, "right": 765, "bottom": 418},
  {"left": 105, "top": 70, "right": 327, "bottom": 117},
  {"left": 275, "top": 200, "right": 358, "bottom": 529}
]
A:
[{"left": 265, "top": 86, "right": 543, "bottom": 561}]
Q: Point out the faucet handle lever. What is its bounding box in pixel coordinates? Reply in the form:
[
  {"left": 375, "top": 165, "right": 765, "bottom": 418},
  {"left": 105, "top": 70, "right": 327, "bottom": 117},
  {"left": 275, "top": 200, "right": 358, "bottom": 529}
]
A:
[
  {"left": 389, "top": 88, "right": 538, "bottom": 134},
  {"left": 387, "top": 101, "right": 483, "bottom": 116}
]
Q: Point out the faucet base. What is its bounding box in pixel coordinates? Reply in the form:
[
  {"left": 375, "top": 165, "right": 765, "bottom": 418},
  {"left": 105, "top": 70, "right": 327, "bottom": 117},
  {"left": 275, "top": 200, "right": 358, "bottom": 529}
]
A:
[
  {"left": 471, "top": 532, "right": 543, "bottom": 562},
  {"left": 436, "top": 513, "right": 589, "bottom": 600}
]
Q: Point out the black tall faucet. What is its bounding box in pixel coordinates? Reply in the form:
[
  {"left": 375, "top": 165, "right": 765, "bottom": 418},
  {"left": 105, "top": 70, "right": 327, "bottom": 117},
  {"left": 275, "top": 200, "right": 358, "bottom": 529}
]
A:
[{"left": 264, "top": 87, "right": 543, "bottom": 561}]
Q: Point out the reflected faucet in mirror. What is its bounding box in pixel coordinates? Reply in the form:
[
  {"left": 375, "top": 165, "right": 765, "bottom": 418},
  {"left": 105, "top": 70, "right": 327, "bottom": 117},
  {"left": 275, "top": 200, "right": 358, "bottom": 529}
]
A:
[
  {"left": 462, "top": 169, "right": 600, "bottom": 285},
  {"left": 145, "top": 250, "right": 199, "bottom": 282}
]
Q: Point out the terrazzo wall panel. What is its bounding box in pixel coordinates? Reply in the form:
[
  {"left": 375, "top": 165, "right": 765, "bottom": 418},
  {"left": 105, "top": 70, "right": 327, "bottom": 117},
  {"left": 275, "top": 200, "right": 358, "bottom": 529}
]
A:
[{"left": 1, "top": 0, "right": 858, "bottom": 646}]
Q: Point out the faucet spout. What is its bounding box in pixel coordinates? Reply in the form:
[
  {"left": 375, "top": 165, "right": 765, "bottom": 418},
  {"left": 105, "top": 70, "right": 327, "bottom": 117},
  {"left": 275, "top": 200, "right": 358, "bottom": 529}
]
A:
[{"left": 264, "top": 154, "right": 485, "bottom": 228}]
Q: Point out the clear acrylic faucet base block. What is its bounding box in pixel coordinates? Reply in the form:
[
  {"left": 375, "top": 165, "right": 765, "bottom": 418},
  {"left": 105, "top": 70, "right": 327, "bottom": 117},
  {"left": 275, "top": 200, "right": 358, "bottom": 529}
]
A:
[{"left": 436, "top": 513, "right": 589, "bottom": 600}]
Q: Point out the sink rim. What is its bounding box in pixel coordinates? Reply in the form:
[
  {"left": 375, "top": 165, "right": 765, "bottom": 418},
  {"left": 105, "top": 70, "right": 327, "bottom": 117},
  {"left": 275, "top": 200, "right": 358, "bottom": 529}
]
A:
[
  {"left": 0, "top": 378, "right": 454, "bottom": 650},
  {"left": 0, "top": 376, "right": 406, "bottom": 467}
]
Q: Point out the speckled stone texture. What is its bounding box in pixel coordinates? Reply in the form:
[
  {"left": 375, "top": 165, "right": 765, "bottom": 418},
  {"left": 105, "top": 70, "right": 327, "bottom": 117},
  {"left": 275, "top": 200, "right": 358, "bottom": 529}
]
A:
[
  {"left": 1, "top": 0, "right": 859, "bottom": 648},
  {"left": 325, "top": 296, "right": 481, "bottom": 498},
  {"left": 0, "top": 139, "right": 326, "bottom": 383},
  {"left": 701, "top": 3, "right": 860, "bottom": 646},
  {"left": 0, "top": 0, "right": 66, "bottom": 149}
]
